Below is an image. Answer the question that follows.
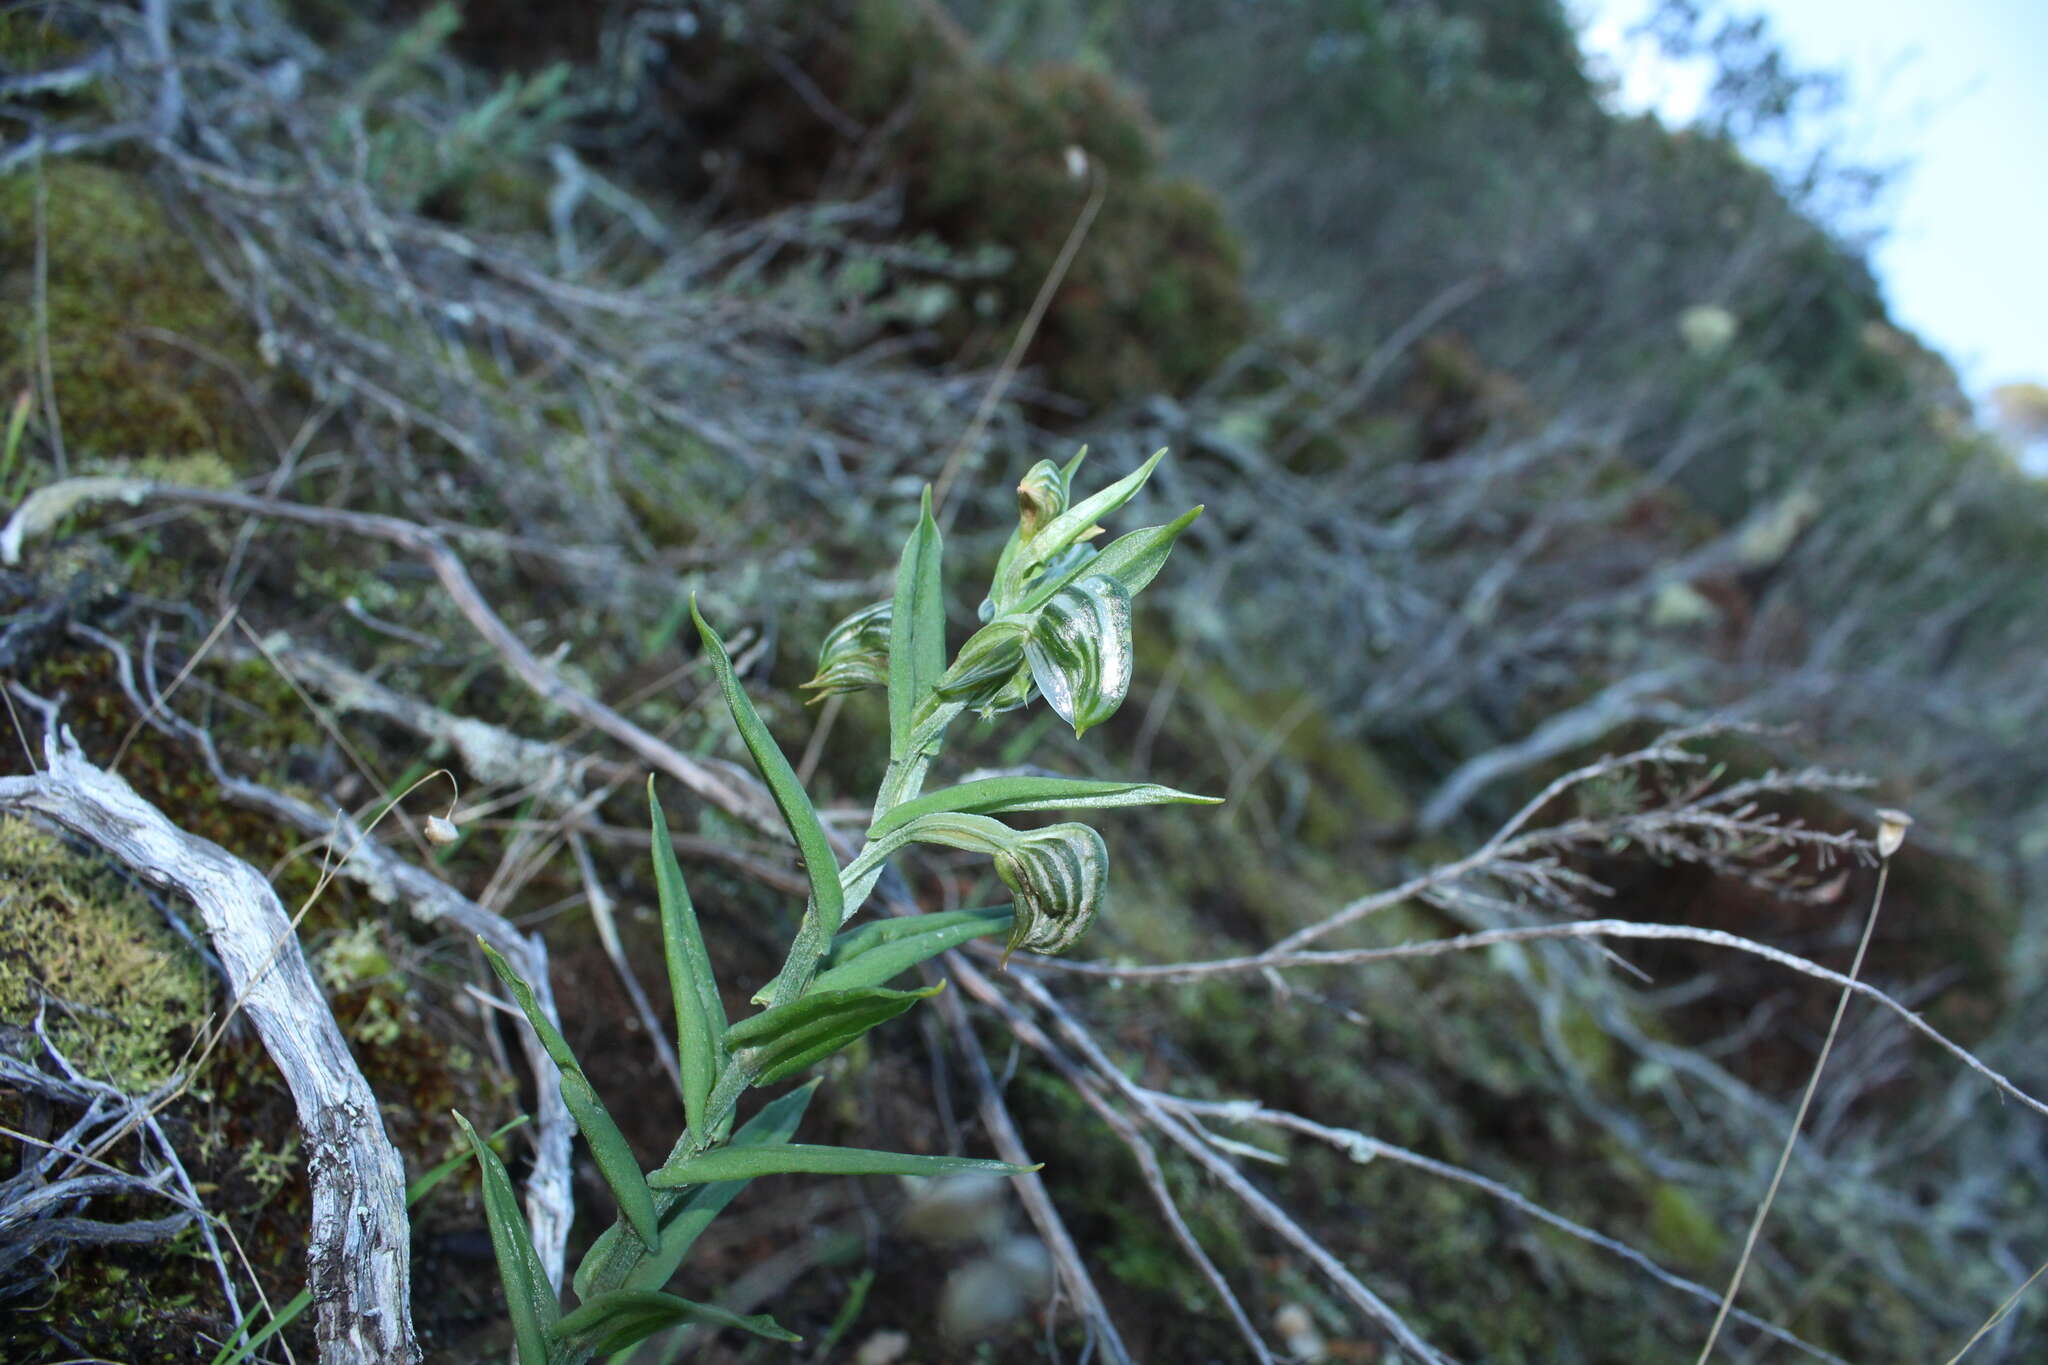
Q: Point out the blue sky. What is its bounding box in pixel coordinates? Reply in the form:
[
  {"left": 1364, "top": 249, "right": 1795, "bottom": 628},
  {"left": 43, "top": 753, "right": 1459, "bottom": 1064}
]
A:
[{"left": 1573, "top": 0, "right": 2048, "bottom": 409}]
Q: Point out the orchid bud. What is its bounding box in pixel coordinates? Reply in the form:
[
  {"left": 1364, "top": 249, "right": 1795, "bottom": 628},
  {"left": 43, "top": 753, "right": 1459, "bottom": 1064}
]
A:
[
  {"left": 973, "top": 661, "right": 1038, "bottom": 720},
  {"left": 804, "top": 600, "right": 892, "bottom": 698},
  {"left": 1025, "top": 575, "right": 1132, "bottom": 737},
  {"left": 994, "top": 822, "right": 1109, "bottom": 958},
  {"left": 934, "top": 617, "right": 1030, "bottom": 708},
  {"left": 1015, "top": 459, "right": 1070, "bottom": 540}
]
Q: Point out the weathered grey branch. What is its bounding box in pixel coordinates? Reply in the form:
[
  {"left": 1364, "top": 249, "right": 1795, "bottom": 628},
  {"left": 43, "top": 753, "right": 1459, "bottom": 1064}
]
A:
[
  {"left": 73, "top": 623, "right": 577, "bottom": 1288},
  {"left": 1033, "top": 918, "right": 2048, "bottom": 1122},
  {"left": 1417, "top": 667, "right": 1694, "bottom": 832},
  {"left": 0, "top": 733, "right": 419, "bottom": 1364}
]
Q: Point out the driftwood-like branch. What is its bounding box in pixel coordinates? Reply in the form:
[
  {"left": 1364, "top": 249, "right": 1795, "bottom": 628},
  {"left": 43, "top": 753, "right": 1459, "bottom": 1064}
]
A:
[
  {"left": 0, "top": 733, "right": 419, "bottom": 1365},
  {"left": 72, "top": 623, "right": 577, "bottom": 1287}
]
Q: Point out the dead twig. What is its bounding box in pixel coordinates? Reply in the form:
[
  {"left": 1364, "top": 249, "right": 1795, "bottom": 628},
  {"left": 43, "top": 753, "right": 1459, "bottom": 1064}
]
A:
[{"left": 0, "top": 734, "right": 420, "bottom": 1365}]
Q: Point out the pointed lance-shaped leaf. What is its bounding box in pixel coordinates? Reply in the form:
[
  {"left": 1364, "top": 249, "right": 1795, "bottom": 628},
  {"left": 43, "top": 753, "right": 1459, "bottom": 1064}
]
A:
[
  {"left": 407, "top": 1116, "right": 530, "bottom": 1209},
  {"left": 1025, "top": 574, "right": 1133, "bottom": 736},
  {"left": 887, "top": 488, "right": 945, "bottom": 762},
  {"left": 575, "top": 1083, "right": 818, "bottom": 1302},
  {"left": 553, "top": 1290, "right": 800, "bottom": 1353},
  {"left": 480, "top": 941, "right": 662, "bottom": 1251},
  {"left": 650, "top": 1143, "right": 1038, "bottom": 1188},
  {"left": 1025, "top": 505, "right": 1203, "bottom": 611},
  {"left": 810, "top": 906, "right": 1016, "bottom": 993},
  {"left": 692, "top": 600, "right": 844, "bottom": 937},
  {"left": 803, "top": 600, "right": 891, "bottom": 698},
  {"left": 648, "top": 782, "right": 725, "bottom": 1141},
  {"left": 995, "top": 822, "right": 1110, "bottom": 958},
  {"left": 726, "top": 983, "right": 944, "bottom": 1086},
  {"left": 454, "top": 1111, "right": 559, "bottom": 1365},
  {"left": 868, "top": 775, "right": 1221, "bottom": 841}
]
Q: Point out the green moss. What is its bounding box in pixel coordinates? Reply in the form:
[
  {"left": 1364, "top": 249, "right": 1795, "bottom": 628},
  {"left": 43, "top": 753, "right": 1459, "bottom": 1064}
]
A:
[
  {"left": 665, "top": 0, "right": 1254, "bottom": 410},
  {"left": 0, "top": 9, "right": 88, "bottom": 68},
  {"left": 0, "top": 815, "right": 212, "bottom": 1090},
  {"left": 0, "top": 161, "right": 269, "bottom": 467},
  {"left": 894, "top": 56, "right": 1251, "bottom": 406},
  {"left": 1557, "top": 1003, "right": 1618, "bottom": 1083},
  {"left": 1646, "top": 1182, "right": 1725, "bottom": 1272}
]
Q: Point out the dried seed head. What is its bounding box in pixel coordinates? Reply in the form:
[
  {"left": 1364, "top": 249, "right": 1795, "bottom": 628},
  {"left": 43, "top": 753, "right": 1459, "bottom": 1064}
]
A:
[
  {"left": 1875, "top": 808, "right": 1912, "bottom": 859},
  {"left": 424, "top": 814, "right": 461, "bottom": 846}
]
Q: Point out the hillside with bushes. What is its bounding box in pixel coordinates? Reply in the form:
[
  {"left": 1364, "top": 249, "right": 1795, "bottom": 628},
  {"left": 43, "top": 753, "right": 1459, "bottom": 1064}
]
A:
[{"left": 2, "top": 1, "right": 2044, "bottom": 1361}]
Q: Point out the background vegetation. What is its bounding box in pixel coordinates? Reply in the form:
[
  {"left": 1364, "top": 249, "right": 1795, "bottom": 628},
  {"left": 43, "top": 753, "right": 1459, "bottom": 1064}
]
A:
[{"left": 3, "top": 0, "right": 2044, "bottom": 1360}]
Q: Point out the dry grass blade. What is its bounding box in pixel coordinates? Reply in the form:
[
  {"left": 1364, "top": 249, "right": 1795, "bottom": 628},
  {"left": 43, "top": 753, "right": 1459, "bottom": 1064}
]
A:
[{"left": 1695, "top": 854, "right": 1898, "bottom": 1360}]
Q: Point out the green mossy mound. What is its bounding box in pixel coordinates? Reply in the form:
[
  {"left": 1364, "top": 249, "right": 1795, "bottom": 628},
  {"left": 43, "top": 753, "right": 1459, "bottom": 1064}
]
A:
[
  {"left": 0, "top": 816, "right": 212, "bottom": 1091},
  {"left": 434, "top": 0, "right": 1255, "bottom": 412},
  {"left": 0, "top": 162, "right": 274, "bottom": 468}
]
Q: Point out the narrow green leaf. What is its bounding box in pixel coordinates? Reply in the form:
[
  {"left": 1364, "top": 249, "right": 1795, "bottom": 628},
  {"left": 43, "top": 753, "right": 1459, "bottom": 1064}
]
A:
[
  {"left": 648, "top": 781, "right": 725, "bottom": 1139},
  {"left": 822, "top": 906, "right": 1015, "bottom": 971},
  {"left": 209, "top": 1290, "right": 312, "bottom": 1365},
  {"left": 692, "top": 601, "right": 844, "bottom": 937},
  {"left": 726, "top": 984, "right": 943, "bottom": 1086},
  {"left": 554, "top": 1289, "right": 800, "bottom": 1352},
  {"left": 455, "top": 1110, "right": 559, "bottom": 1365},
  {"left": 408, "top": 1115, "right": 530, "bottom": 1207},
  {"left": 481, "top": 941, "right": 661, "bottom": 1252},
  {"left": 810, "top": 907, "right": 1015, "bottom": 994},
  {"left": 888, "top": 487, "right": 945, "bottom": 761},
  {"left": 868, "top": 775, "right": 1220, "bottom": 840},
  {"left": 612, "top": 1081, "right": 818, "bottom": 1297},
  {"left": 818, "top": 1268, "right": 877, "bottom": 1356},
  {"left": 651, "top": 1143, "right": 1038, "bottom": 1188},
  {"left": 1025, "top": 505, "right": 1203, "bottom": 610}
]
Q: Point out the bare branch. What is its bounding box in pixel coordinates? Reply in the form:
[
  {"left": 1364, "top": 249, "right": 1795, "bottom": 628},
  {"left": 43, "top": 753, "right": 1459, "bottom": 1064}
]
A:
[
  {"left": 0, "top": 734, "right": 420, "bottom": 1364},
  {"left": 1035, "top": 919, "right": 2048, "bottom": 1122}
]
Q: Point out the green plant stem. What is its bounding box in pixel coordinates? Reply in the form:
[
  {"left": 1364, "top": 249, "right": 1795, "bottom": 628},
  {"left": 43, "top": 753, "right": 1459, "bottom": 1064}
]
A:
[
  {"left": 873, "top": 699, "right": 966, "bottom": 820},
  {"left": 765, "top": 699, "right": 969, "bottom": 1008}
]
